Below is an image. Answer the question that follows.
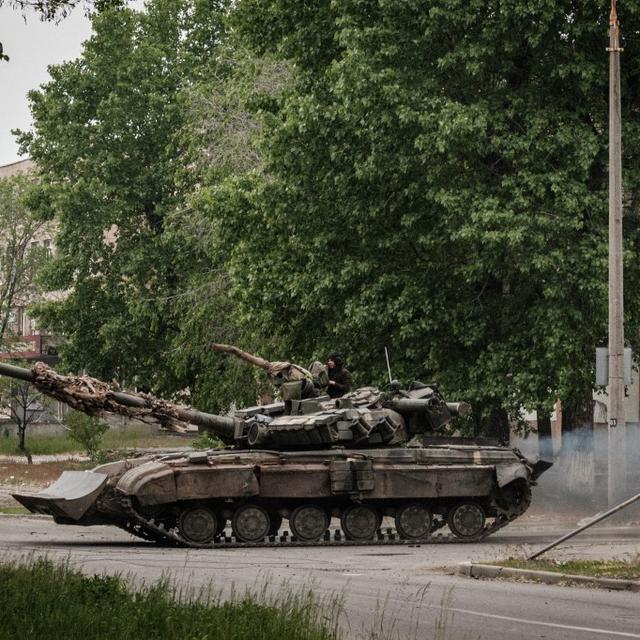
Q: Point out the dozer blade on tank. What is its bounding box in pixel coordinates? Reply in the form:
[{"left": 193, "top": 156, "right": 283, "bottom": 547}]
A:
[
  {"left": 13, "top": 470, "right": 108, "bottom": 522},
  {"left": 0, "top": 359, "right": 551, "bottom": 547}
]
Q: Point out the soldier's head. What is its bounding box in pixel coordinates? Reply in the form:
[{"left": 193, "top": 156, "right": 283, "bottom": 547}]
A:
[{"left": 327, "top": 351, "right": 344, "bottom": 369}]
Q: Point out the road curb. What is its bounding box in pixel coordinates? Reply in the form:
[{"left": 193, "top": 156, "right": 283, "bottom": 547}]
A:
[{"left": 457, "top": 562, "right": 640, "bottom": 592}]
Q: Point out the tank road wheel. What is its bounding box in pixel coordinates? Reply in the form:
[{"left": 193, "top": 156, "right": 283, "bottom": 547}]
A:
[
  {"left": 395, "top": 503, "right": 432, "bottom": 540},
  {"left": 341, "top": 505, "right": 379, "bottom": 541},
  {"left": 232, "top": 504, "right": 271, "bottom": 542},
  {"left": 178, "top": 505, "right": 219, "bottom": 544},
  {"left": 289, "top": 505, "right": 329, "bottom": 541},
  {"left": 447, "top": 503, "right": 486, "bottom": 539}
]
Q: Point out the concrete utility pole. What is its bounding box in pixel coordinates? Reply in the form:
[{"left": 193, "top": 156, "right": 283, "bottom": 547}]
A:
[{"left": 607, "top": 0, "right": 627, "bottom": 506}]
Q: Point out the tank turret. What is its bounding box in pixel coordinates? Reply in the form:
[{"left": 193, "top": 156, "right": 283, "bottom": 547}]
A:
[
  {"left": 203, "top": 344, "right": 474, "bottom": 449},
  {"left": 0, "top": 361, "right": 470, "bottom": 450}
]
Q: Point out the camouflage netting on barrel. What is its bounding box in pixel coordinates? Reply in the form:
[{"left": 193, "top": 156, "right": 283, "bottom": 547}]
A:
[{"left": 31, "top": 362, "right": 189, "bottom": 432}]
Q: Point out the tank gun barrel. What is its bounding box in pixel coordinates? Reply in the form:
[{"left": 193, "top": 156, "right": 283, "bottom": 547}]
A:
[
  {"left": 0, "top": 361, "right": 237, "bottom": 441},
  {"left": 109, "top": 390, "right": 237, "bottom": 440},
  {"left": 0, "top": 361, "right": 35, "bottom": 383}
]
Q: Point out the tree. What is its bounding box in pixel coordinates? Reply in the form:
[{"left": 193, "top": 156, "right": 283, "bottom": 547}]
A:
[
  {"left": 1, "top": 0, "right": 126, "bottom": 22},
  {"left": 64, "top": 409, "right": 109, "bottom": 461},
  {"left": 0, "top": 375, "right": 45, "bottom": 464},
  {"left": 19, "top": 0, "right": 233, "bottom": 405},
  {"left": 20, "top": 0, "right": 640, "bottom": 434},
  {"left": 200, "top": 0, "right": 640, "bottom": 434},
  {"left": 0, "top": 175, "right": 50, "bottom": 349},
  {"left": 163, "top": 47, "right": 294, "bottom": 410},
  {"left": 19, "top": 0, "right": 300, "bottom": 411}
]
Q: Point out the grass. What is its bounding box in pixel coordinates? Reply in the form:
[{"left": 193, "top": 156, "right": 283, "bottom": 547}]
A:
[
  {"left": 0, "top": 429, "right": 192, "bottom": 490},
  {"left": 0, "top": 557, "right": 342, "bottom": 640},
  {"left": 0, "top": 427, "right": 188, "bottom": 456},
  {"left": 0, "top": 506, "right": 29, "bottom": 515},
  {"left": 494, "top": 557, "right": 640, "bottom": 580},
  {"left": 0, "top": 433, "right": 81, "bottom": 456}
]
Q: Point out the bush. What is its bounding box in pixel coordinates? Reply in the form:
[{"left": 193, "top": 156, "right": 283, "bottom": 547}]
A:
[
  {"left": 64, "top": 411, "right": 109, "bottom": 460},
  {"left": 191, "top": 432, "right": 222, "bottom": 450}
]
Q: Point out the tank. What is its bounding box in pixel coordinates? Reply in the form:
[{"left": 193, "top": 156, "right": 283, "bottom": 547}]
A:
[{"left": 1, "top": 359, "right": 551, "bottom": 547}]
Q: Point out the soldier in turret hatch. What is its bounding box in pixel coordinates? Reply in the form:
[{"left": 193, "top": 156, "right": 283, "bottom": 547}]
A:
[{"left": 327, "top": 351, "right": 352, "bottom": 398}]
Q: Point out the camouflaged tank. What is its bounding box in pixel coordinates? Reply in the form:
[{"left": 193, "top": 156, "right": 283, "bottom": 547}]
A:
[{"left": 2, "top": 360, "right": 551, "bottom": 546}]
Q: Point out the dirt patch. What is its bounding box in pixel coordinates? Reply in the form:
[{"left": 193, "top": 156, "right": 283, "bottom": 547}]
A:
[
  {"left": 0, "top": 460, "right": 89, "bottom": 483},
  {"left": 0, "top": 460, "right": 89, "bottom": 508}
]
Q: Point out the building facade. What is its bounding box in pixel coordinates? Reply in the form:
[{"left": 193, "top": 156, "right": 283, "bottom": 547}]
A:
[{"left": 0, "top": 158, "right": 60, "bottom": 364}]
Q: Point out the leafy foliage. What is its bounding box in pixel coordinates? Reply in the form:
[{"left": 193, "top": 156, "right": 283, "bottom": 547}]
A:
[
  {"left": 164, "top": 46, "right": 294, "bottom": 409},
  {"left": 201, "top": 0, "right": 640, "bottom": 432},
  {"left": 64, "top": 409, "right": 109, "bottom": 459},
  {"left": 20, "top": 0, "right": 640, "bottom": 435},
  {"left": 19, "top": 0, "right": 234, "bottom": 405},
  {"left": 0, "top": 368, "right": 50, "bottom": 464}
]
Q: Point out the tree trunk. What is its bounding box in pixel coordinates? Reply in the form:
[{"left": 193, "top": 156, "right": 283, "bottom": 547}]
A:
[
  {"left": 561, "top": 393, "right": 594, "bottom": 453},
  {"left": 17, "top": 424, "right": 32, "bottom": 465},
  {"left": 536, "top": 406, "right": 554, "bottom": 461},
  {"left": 472, "top": 405, "right": 484, "bottom": 437},
  {"left": 487, "top": 403, "right": 510, "bottom": 444}
]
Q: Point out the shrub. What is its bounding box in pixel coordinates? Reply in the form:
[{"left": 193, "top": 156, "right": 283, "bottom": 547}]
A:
[
  {"left": 191, "top": 432, "right": 222, "bottom": 450},
  {"left": 64, "top": 411, "right": 109, "bottom": 460}
]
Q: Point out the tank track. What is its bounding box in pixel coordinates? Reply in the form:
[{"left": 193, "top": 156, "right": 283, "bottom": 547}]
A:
[{"left": 118, "top": 496, "right": 528, "bottom": 549}]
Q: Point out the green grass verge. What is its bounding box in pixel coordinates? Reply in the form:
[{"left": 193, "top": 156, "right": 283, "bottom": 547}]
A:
[
  {"left": 0, "top": 429, "right": 188, "bottom": 456},
  {"left": 0, "top": 557, "right": 341, "bottom": 640},
  {"left": 494, "top": 558, "right": 640, "bottom": 580},
  {"left": 0, "top": 506, "right": 29, "bottom": 515},
  {"left": 0, "top": 433, "right": 77, "bottom": 456}
]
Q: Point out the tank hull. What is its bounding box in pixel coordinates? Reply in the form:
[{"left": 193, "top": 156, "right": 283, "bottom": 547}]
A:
[{"left": 13, "top": 444, "right": 545, "bottom": 545}]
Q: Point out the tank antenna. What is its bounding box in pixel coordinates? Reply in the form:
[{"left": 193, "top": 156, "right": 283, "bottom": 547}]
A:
[{"left": 384, "top": 347, "right": 393, "bottom": 383}]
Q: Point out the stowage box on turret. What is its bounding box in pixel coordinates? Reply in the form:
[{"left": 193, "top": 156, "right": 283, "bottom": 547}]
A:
[{"left": 2, "top": 358, "right": 551, "bottom": 547}]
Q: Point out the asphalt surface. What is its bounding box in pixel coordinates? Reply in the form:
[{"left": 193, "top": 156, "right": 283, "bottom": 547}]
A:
[{"left": 0, "top": 515, "right": 638, "bottom": 639}]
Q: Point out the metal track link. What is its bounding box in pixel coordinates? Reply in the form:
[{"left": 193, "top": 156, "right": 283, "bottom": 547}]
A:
[{"left": 121, "top": 500, "right": 522, "bottom": 549}]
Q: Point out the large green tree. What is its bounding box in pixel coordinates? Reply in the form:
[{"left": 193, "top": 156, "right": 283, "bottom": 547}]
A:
[
  {"left": 195, "top": 0, "right": 640, "bottom": 434},
  {"left": 18, "top": 0, "right": 232, "bottom": 403},
  {"left": 21, "top": 0, "right": 640, "bottom": 431}
]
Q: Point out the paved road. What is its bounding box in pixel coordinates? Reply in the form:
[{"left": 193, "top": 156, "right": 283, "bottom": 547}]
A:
[{"left": 1, "top": 515, "right": 638, "bottom": 639}]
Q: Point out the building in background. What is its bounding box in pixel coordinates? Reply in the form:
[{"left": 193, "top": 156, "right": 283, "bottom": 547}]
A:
[{"left": 0, "top": 158, "right": 61, "bottom": 365}]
